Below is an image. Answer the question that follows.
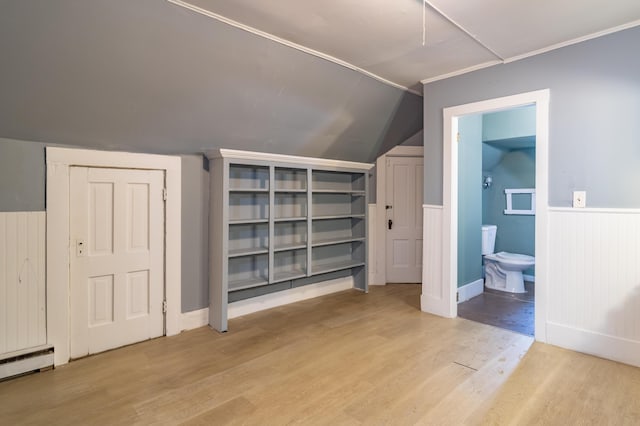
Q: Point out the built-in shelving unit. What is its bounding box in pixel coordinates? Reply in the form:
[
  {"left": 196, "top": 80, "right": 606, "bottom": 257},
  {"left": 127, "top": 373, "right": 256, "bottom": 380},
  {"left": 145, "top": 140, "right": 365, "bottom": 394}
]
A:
[{"left": 208, "top": 149, "right": 372, "bottom": 332}]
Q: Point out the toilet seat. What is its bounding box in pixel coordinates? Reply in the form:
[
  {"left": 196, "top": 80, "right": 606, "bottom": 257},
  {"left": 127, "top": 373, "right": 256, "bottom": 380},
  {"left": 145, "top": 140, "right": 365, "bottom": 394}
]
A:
[{"left": 496, "top": 251, "right": 534, "bottom": 264}]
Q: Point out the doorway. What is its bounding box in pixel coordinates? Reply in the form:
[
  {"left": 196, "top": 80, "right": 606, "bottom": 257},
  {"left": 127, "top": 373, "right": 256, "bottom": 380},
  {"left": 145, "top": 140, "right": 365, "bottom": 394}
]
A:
[
  {"left": 373, "top": 146, "right": 424, "bottom": 285},
  {"left": 69, "top": 166, "right": 165, "bottom": 358},
  {"left": 46, "top": 147, "right": 182, "bottom": 365},
  {"left": 422, "top": 89, "right": 549, "bottom": 343},
  {"left": 455, "top": 107, "right": 537, "bottom": 336}
]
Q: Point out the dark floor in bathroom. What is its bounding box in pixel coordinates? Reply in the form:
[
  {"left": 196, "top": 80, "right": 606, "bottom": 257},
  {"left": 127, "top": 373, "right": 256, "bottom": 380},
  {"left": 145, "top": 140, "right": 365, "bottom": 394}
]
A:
[{"left": 457, "top": 281, "right": 534, "bottom": 336}]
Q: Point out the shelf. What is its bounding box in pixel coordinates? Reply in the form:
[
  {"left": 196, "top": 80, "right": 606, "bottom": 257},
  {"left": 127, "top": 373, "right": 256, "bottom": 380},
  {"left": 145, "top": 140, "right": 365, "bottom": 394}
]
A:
[
  {"left": 274, "top": 167, "right": 307, "bottom": 191},
  {"left": 228, "top": 276, "right": 269, "bottom": 292},
  {"left": 312, "top": 170, "right": 366, "bottom": 192},
  {"left": 275, "top": 189, "right": 307, "bottom": 193},
  {"left": 228, "top": 247, "right": 269, "bottom": 258},
  {"left": 209, "top": 149, "right": 370, "bottom": 332},
  {"left": 229, "top": 218, "right": 269, "bottom": 225},
  {"left": 312, "top": 237, "right": 365, "bottom": 248},
  {"left": 274, "top": 216, "right": 307, "bottom": 223},
  {"left": 313, "top": 214, "right": 365, "bottom": 220},
  {"left": 312, "top": 260, "right": 365, "bottom": 275},
  {"left": 311, "top": 189, "right": 365, "bottom": 195},
  {"left": 274, "top": 243, "right": 308, "bottom": 252},
  {"left": 272, "top": 270, "right": 307, "bottom": 283},
  {"left": 229, "top": 164, "right": 269, "bottom": 191},
  {"left": 229, "top": 188, "right": 269, "bottom": 193}
]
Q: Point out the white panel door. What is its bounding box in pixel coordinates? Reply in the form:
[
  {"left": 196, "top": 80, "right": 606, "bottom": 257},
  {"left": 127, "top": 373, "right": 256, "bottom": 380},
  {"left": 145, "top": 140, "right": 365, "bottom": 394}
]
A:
[
  {"left": 70, "top": 167, "right": 164, "bottom": 359},
  {"left": 386, "top": 156, "right": 424, "bottom": 283}
]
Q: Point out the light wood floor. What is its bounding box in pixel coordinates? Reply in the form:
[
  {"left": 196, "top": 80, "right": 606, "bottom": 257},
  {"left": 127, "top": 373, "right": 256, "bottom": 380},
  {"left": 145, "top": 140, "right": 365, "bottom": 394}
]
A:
[{"left": 1, "top": 284, "right": 639, "bottom": 425}]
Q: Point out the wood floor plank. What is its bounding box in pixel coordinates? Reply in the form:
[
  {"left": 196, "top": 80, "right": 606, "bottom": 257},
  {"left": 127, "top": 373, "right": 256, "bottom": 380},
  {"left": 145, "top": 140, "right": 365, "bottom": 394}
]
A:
[{"left": 0, "top": 284, "right": 638, "bottom": 425}]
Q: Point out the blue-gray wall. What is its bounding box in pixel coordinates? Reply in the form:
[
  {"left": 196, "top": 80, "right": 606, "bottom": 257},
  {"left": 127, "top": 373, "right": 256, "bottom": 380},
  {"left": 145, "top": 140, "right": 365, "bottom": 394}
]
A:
[
  {"left": 0, "top": 138, "right": 45, "bottom": 212},
  {"left": 424, "top": 26, "right": 640, "bottom": 208},
  {"left": 457, "top": 115, "right": 483, "bottom": 287},
  {"left": 0, "top": 0, "right": 422, "bottom": 164},
  {"left": 483, "top": 147, "right": 536, "bottom": 276},
  {"left": 0, "top": 1, "right": 423, "bottom": 313}
]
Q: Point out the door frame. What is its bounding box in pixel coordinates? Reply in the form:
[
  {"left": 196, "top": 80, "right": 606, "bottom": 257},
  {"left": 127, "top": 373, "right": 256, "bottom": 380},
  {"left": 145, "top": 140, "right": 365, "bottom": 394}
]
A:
[
  {"left": 373, "top": 145, "right": 423, "bottom": 285},
  {"left": 46, "top": 147, "right": 182, "bottom": 365},
  {"left": 440, "top": 89, "right": 549, "bottom": 343}
]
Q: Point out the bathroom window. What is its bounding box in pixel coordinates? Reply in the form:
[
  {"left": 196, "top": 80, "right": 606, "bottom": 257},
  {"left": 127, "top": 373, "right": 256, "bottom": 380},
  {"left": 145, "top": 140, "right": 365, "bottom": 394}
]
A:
[{"left": 504, "top": 188, "right": 535, "bottom": 215}]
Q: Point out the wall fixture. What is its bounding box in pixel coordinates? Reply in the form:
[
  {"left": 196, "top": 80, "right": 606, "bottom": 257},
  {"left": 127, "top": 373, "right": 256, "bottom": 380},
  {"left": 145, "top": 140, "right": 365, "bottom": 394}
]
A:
[{"left": 483, "top": 176, "right": 493, "bottom": 189}]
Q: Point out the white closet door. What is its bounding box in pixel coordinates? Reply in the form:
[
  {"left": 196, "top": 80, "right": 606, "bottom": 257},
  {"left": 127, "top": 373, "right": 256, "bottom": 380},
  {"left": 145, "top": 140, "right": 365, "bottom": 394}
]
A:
[
  {"left": 385, "top": 156, "right": 424, "bottom": 283},
  {"left": 69, "top": 167, "right": 164, "bottom": 359}
]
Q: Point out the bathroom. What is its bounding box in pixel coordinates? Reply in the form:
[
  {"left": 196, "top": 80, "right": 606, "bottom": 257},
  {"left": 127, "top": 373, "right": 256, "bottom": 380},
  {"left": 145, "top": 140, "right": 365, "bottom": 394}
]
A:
[{"left": 457, "top": 105, "right": 536, "bottom": 336}]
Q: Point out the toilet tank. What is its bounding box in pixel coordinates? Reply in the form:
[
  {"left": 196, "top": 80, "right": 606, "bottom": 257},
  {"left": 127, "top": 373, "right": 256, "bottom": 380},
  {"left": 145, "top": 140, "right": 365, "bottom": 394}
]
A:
[{"left": 481, "top": 225, "right": 497, "bottom": 255}]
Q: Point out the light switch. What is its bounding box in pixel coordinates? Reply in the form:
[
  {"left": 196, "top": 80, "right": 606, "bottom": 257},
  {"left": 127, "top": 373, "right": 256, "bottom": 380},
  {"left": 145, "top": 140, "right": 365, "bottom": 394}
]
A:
[{"left": 573, "top": 191, "right": 586, "bottom": 208}]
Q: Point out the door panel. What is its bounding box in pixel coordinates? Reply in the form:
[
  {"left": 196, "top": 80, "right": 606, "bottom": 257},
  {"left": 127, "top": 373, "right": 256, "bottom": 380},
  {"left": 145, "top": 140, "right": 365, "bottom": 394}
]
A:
[
  {"left": 386, "top": 156, "right": 424, "bottom": 283},
  {"left": 70, "top": 167, "right": 164, "bottom": 359}
]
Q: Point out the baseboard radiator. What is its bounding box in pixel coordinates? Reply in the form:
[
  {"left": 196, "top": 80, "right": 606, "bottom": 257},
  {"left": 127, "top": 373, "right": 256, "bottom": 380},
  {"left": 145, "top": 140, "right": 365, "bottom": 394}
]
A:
[{"left": 0, "top": 345, "right": 54, "bottom": 380}]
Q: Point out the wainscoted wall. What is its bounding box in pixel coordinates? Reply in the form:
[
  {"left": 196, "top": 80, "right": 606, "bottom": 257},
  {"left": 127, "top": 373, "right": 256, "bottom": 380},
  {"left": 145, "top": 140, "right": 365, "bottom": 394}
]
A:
[
  {"left": 420, "top": 203, "right": 640, "bottom": 367},
  {"left": 421, "top": 205, "right": 449, "bottom": 316},
  {"left": 0, "top": 212, "right": 46, "bottom": 355},
  {"left": 547, "top": 208, "right": 640, "bottom": 367},
  {"left": 367, "top": 204, "right": 380, "bottom": 285}
]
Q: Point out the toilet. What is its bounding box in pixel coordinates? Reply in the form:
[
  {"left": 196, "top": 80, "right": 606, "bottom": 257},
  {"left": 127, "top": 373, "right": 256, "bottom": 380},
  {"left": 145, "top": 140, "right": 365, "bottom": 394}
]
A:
[{"left": 481, "top": 224, "right": 535, "bottom": 293}]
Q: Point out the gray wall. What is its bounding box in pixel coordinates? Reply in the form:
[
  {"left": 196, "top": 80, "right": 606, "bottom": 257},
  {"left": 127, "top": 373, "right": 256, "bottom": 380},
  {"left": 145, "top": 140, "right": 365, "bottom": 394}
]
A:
[
  {"left": 0, "top": 138, "right": 45, "bottom": 211},
  {"left": 483, "top": 148, "right": 536, "bottom": 276},
  {"left": 0, "top": 0, "right": 422, "bottom": 164},
  {"left": 424, "top": 26, "right": 640, "bottom": 208},
  {"left": 457, "top": 115, "right": 483, "bottom": 287},
  {"left": 181, "top": 155, "right": 210, "bottom": 312},
  {"left": 0, "top": 140, "right": 212, "bottom": 312},
  {"left": 0, "top": 1, "right": 423, "bottom": 313}
]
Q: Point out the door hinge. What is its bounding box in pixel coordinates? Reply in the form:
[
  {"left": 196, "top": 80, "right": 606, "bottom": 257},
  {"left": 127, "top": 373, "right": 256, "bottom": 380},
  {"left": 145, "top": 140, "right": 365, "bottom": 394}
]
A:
[
  {"left": 456, "top": 132, "right": 461, "bottom": 143},
  {"left": 162, "top": 188, "right": 167, "bottom": 201},
  {"left": 162, "top": 300, "right": 167, "bottom": 313},
  {"left": 456, "top": 292, "right": 459, "bottom": 302}
]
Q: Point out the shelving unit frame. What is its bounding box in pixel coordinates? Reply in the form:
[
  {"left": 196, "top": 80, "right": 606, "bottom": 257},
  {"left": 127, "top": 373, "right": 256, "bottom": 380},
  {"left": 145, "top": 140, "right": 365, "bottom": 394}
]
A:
[{"left": 208, "top": 149, "right": 372, "bottom": 332}]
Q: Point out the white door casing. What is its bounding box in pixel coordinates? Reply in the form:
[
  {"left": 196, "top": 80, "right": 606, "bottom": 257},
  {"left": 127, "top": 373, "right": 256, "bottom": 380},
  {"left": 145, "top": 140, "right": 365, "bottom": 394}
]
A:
[
  {"left": 432, "top": 89, "right": 549, "bottom": 343},
  {"left": 69, "top": 167, "right": 164, "bottom": 358},
  {"left": 385, "top": 156, "right": 424, "bottom": 283},
  {"left": 46, "top": 147, "right": 181, "bottom": 366}
]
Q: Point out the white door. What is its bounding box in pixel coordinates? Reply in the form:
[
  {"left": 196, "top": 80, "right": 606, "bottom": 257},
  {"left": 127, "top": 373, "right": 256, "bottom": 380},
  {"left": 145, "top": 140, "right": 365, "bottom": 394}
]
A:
[
  {"left": 69, "top": 167, "right": 165, "bottom": 359},
  {"left": 386, "top": 156, "right": 424, "bottom": 283}
]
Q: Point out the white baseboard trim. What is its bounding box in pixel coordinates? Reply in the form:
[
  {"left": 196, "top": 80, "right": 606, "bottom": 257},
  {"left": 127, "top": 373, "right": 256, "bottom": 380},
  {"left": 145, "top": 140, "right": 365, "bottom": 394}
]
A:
[
  {"left": 369, "top": 272, "right": 386, "bottom": 286},
  {"left": 547, "top": 322, "right": 640, "bottom": 368},
  {"left": 420, "top": 294, "right": 455, "bottom": 318},
  {"left": 179, "top": 277, "right": 355, "bottom": 332},
  {"left": 180, "top": 307, "right": 210, "bottom": 332},
  {"left": 523, "top": 274, "right": 535, "bottom": 282},
  {"left": 457, "top": 279, "right": 484, "bottom": 303},
  {"left": 228, "top": 277, "right": 354, "bottom": 319}
]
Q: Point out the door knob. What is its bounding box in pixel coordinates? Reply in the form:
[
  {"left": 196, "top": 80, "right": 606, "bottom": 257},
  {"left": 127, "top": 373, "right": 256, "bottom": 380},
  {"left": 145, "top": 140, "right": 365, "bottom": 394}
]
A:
[{"left": 388, "top": 219, "right": 393, "bottom": 230}]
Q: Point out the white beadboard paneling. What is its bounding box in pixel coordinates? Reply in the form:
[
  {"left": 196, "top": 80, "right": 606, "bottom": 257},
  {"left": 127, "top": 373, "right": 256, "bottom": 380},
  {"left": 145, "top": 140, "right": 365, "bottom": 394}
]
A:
[
  {"left": 421, "top": 205, "right": 452, "bottom": 316},
  {"left": 368, "top": 204, "right": 382, "bottom": 285},
  {"left": 0, "top": 212, "right": 46, "bottom": 355},
  {"left": 548, "top": 208, "right": 640, "bottom": 367}
]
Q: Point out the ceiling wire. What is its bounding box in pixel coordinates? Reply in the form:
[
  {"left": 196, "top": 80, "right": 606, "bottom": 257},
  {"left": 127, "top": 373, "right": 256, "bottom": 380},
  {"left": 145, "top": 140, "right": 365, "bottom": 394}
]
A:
[{"left": 423, "top": 0, "right": 504, "bottom": 60}]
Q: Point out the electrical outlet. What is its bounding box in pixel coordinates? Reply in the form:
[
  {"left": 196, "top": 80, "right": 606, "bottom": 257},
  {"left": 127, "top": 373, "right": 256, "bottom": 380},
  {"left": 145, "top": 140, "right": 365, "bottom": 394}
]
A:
[{"left": 573, "top": 191, "right": 586, "bottom": 208}]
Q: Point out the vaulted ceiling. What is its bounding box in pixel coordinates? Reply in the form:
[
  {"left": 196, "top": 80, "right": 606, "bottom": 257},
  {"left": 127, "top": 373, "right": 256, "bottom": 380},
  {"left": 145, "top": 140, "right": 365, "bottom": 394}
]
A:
[
  {"left": 177, "top": 0, "right": 640, "bottom": 93},
  {"left": 0, "top": 1, "right": 638, "bottom": 162}
]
